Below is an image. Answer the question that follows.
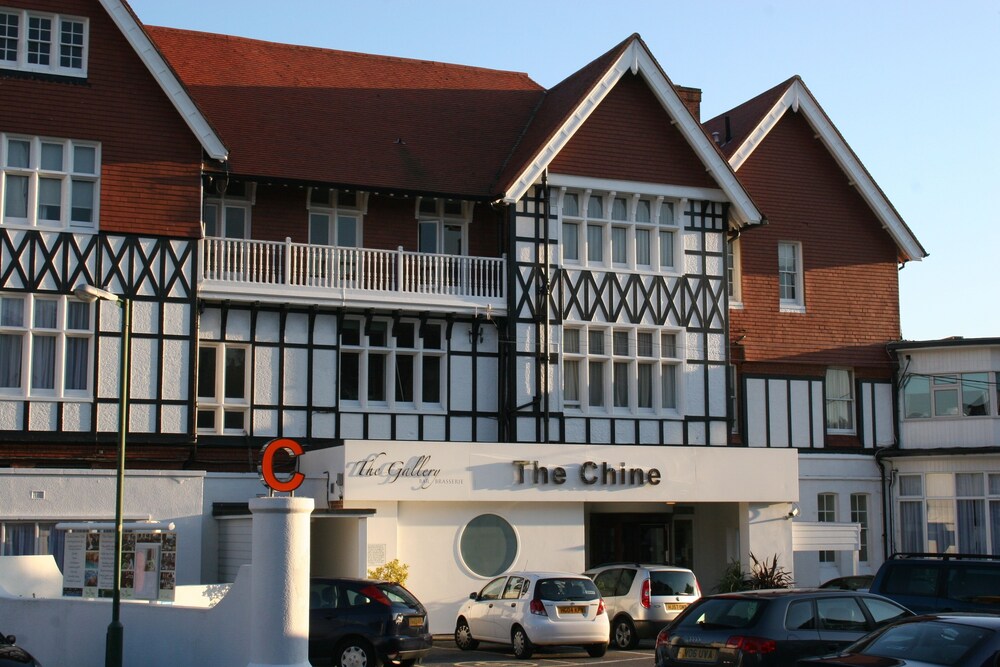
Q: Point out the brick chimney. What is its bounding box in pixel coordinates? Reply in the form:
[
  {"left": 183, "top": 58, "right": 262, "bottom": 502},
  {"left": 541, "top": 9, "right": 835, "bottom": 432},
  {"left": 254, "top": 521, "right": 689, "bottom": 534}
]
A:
[{"left": 675, "top": 85, "right": 702, "bottom": 121}]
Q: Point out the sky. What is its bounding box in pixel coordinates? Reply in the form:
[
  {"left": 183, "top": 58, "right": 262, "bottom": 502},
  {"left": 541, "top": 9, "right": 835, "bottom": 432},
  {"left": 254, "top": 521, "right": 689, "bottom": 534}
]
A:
[{"left": 127, "top": 0, "right": 1000, "bottom": 342}]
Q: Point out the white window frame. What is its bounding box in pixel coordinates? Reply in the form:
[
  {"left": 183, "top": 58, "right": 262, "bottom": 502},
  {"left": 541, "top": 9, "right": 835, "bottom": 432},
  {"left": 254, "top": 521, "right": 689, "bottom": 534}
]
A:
[
  {"left": 562, "top": 323, "right": 683, "bottom": 416},
  {"left": 850, "top": 493, "right": 869, "bottom": 563},
  {"left": 0, "top": 292, "right": 92, "bottom": 399},
  {"left": 1, "top": 133, "right": 100, "bottom": 231},
  {"left": 0, "top": 8, "right": 88, "bottom": 77},
  {"left": 903, "top": 372, "right": 992, "bottom": 420},
  {"left": 415, "top": 197, "right": 470, "bottom": 255},
  {"left": 778, "top": 241, "right": 805, "bottom": 312},
  {"left": 727, "top": 237, "right": 742, "bottom": 306},
  {"left": 552, "top": 187, "right": 681, "bottom": 273},
  {"left": 203, "top": 181, "right": 254, "bottom": 239},
  {"left": 307, "top": 188, "right": 366, "bottom": 247},
  {"left": 338, "top": 316, "right": 446, "bottom": 411},
  {"left": 817, "top": 492, "right": 836, "bottom": 563},
  {"left": 196, "top": 342, "right": 251, "bottom": 435},
  {"left": 825, "top": 367, "right": 855, "bottom": 433}
]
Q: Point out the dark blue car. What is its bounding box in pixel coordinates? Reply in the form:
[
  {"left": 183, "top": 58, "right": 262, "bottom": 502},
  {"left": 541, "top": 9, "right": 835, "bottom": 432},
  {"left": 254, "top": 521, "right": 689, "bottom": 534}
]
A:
[{"left": 868, "top": 554, "right": 1000, "bottom": 614}]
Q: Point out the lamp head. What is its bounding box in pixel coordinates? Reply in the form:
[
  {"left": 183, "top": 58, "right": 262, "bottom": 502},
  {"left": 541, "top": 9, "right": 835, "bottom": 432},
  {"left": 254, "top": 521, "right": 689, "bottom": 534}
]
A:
[
  {"left": 787, "top": 505, "right": 800, "bottom": 519},
  {"left": 73, "top": 284, "right": 120, "bottom": 304}
]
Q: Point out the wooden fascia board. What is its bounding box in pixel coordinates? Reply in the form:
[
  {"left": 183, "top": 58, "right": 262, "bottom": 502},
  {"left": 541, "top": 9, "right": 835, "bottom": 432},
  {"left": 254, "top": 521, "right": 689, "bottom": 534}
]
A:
[
  {"left": 729, "top": 80, "right": 925, "bottom": 262},
  {"left": 503, "top": 42, "right": 762, "bottom": 228},
  {"left": 100, "top": 0, "right": 228, "bottom": 161}
]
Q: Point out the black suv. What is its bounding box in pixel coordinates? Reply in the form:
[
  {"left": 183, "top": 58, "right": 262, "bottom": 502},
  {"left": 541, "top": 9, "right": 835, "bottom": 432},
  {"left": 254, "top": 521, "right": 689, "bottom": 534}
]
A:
[
  {"left": 868, "top": 552, "right": 1000, "bottom": 614},
  {"left": 654, "top": 589, "right": 912, "bottom": 667},
  {"left": 309, "top": 577, "right": 432, "bottom": 667}
]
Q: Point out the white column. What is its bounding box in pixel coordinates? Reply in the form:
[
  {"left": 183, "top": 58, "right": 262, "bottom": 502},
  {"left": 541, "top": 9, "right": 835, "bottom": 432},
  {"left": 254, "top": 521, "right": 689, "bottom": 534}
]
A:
[{"left": 247, "top": 496, "right": 314, "bottom": 667}]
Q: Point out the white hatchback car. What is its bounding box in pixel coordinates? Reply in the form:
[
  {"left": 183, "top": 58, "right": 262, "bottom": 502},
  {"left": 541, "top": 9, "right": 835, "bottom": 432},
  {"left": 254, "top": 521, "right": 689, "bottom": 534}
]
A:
[{"left": 454, "top": 571, "right": 610, "bottom": 659}]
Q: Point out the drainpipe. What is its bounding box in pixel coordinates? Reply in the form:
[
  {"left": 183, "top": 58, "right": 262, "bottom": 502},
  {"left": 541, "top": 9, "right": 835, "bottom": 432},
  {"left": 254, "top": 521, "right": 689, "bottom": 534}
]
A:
[{"left": 541, "top": 172, "right": 551, "bottom": 443}]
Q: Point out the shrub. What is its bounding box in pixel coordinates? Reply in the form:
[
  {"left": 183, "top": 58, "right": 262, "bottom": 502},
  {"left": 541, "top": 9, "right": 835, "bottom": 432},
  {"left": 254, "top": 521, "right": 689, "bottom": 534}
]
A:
[
  {"left": 367, "top": 558, "right": 409, "bottom": 586},
  {"left": 746, "top": 552, "right": 793, "bottom": 589}
]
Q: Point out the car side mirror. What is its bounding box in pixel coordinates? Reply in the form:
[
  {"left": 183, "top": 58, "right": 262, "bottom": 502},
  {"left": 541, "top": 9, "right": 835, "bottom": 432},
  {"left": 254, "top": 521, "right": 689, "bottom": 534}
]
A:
[
  {"left": 469, "top": 592, "right": 477, "bottom": 600},
  {"left": 4, "top": 635, "right": 14, "bottom": 645}
]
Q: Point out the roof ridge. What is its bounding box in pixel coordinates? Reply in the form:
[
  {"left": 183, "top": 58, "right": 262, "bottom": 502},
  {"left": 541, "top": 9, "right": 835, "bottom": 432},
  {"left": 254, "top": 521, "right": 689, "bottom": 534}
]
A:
[{"left": 146, "top": 25, "right": 538, "bottom": 82}]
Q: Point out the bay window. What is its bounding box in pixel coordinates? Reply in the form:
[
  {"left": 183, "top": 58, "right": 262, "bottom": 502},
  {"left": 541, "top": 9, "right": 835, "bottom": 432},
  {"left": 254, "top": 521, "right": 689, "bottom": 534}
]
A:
[{"left": 903, "top": 372, "right": 991, "bottom": 419}]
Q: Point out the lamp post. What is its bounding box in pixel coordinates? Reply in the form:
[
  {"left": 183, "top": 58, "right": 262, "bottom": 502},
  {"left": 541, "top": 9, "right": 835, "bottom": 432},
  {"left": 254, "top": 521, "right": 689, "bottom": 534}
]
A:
[{"left": 74, "top": 283, "right": 130, "bottom": 667}]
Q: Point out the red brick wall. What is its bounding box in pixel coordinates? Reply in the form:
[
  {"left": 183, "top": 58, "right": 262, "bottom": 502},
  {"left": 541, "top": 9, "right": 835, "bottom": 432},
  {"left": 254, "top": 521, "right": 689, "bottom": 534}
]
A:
[
  {"left": 730, "top": 111, "right": 901, "bottom": 373},
  {"left": 1, "top": 0, "right": 203, "bottom": 238},
  {"left": 549, "top": 72, "right": 717, "bottom": 189},
  {"left": 249, "top": 188, "right": 502, "bottom": 256}
]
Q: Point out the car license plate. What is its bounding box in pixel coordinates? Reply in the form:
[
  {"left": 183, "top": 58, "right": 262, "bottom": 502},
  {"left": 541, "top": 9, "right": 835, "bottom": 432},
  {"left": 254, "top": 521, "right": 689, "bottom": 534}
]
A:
[
  {"left": 666, "top": 602, "right": 688, "bottom": 611},
  {"left": 407, "top": 616, "right": 424, "bottom": 627},
  {"left": 678, "top": 647, "right": 717, "bottom": 662},
  {"left": 558, "top": 605, "right": 584, "bottom": 614}
]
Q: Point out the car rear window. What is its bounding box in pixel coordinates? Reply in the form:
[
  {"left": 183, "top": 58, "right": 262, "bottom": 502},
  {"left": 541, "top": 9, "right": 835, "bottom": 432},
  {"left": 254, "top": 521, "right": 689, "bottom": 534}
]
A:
[
  {"left": 861, "top": 621, "right": 992, "bottom": 666},
  {"left": 535, "top": 577, "right": 600, "bottom": 601},
  {"left": 882, "top": 565, "right": 940, "bottom": 597},
  {"left": 650, "top": 570, "right": 698, "bottom": 596},
  {"left": 374, "top": 582, "right": 421, "bottom": 607},
  {"left": 675, "top": 597, "right": 767, "bottom": 630}
]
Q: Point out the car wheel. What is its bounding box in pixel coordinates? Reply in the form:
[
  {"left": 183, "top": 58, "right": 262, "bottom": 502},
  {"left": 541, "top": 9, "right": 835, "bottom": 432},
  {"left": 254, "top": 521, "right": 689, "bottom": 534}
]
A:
[
  {"left": 454, "top": 618, "right": 479, "bottom": 650},
  {"left": 586, "top": 643, "right": 608, "bottom": 657},
  {"left": 511, "top": 626, "right": 534, "bottom": 659},
  {"left": 335, "top": 638, "right": 377, "bottom": 667},
  {"left": 612, "top": 617, "right": 639, "bottom": 650}
]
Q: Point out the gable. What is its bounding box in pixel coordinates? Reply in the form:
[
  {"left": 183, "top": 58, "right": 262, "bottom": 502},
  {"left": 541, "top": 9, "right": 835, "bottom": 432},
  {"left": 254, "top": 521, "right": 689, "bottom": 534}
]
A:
[{"left": 548, "top": 72, "right": 717, "bottom": 189}]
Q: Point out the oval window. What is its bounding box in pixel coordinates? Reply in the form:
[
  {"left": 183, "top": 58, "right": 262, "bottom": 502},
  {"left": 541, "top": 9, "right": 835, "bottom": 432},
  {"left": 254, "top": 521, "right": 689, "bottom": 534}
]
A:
[{"left": 460, "top": 514, "right": 518, "bottom": 577}]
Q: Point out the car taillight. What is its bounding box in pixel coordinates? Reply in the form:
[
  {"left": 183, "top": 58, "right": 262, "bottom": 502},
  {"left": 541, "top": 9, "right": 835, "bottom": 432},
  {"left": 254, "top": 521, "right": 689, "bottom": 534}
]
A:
[
  {"left": 597, "top": 598, "right": 606, "bottom": 615},
  {"left": 641, "top": 579, "right": 651, "bottom": 609},
  {"left": 529, "top": 599, "right": 548, "bottom": 616},
  {"left": 726, "top": 636, "right": 777, "bottom": 654},
  {"left": 654, "top": 626, "right": 672, "bottom": 649}
]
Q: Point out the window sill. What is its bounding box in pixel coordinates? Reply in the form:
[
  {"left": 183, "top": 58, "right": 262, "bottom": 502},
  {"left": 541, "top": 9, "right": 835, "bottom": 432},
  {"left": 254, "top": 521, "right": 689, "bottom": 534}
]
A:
[
  {"left": 1, "top": 221, "right": 98, "bottom": 234},
  {"left": 779, "top": 303, "right": 806, "bottom": 314}
]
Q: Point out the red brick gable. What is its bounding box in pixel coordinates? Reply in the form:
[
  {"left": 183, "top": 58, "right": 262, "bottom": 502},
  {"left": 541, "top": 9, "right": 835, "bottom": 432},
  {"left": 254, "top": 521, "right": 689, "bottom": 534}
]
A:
[
  {"left": 730, "top": 110, "right": 900, "bottom": 369},
  {"left": 548, "top": 72, "right": 718, "bottom": 189},
  {"left": 1, "top": 0, "right": 203, "bottom": 238}
]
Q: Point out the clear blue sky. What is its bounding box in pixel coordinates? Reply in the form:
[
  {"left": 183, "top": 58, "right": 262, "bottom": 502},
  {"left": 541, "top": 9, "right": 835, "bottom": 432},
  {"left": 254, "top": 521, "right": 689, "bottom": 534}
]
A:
[{"left": 128, "top": 0, "right": 999, "bottom": 342}]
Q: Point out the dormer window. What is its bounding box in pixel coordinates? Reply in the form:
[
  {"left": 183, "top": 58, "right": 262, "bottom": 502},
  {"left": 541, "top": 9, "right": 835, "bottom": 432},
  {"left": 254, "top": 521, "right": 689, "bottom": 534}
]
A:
[{"left": 0, "top": 9, "right": 88, "bottom": 78}]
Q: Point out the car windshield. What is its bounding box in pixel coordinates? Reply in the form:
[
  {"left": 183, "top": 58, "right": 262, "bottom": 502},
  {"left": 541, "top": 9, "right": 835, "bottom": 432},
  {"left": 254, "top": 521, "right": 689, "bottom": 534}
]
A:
[
  {"left": 535, "top": 577, "right": 600, "bottom": 601},
  {"left": 859, "top": 621, "right": 992, "bottom": 666},
  {"left": 675, "top": 597, "right": 767, "bottom": 630},
  {"left": 651, "top": 571, "right": 698, "bottom": 596}
]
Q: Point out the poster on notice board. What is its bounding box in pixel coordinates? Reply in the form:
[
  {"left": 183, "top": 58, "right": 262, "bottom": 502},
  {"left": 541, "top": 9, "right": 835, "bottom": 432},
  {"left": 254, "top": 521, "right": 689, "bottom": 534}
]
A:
[{"left": 62, "top": 529, "right": 177, "bottom": 601}]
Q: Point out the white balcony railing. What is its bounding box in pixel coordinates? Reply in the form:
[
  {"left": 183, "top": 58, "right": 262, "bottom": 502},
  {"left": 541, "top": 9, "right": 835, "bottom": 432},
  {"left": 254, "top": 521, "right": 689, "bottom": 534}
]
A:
[{"left": 201, "top": 237, "right": 505, "bottom": 301}]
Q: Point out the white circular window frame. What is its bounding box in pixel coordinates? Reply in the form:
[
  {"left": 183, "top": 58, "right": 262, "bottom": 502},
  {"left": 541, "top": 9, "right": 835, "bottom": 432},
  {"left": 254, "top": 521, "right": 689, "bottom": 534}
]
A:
[{"left": 457, "top": 513, "right": 521, "bottom": 578}]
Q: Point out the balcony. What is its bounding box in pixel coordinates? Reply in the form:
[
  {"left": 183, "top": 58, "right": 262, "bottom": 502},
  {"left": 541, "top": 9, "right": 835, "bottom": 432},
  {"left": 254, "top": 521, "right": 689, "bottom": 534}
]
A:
[{"left": 199, "top": 237, "right": 506, "bottom": 314}]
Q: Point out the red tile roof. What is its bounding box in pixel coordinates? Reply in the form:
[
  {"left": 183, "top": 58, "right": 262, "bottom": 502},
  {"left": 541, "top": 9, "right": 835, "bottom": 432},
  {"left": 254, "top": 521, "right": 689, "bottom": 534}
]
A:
[
  {"left": 703, "top": 76, "right": 798, "bottom": 158},
  {"left": 145, "top": 26, "right": 546, "bottom": 198}
]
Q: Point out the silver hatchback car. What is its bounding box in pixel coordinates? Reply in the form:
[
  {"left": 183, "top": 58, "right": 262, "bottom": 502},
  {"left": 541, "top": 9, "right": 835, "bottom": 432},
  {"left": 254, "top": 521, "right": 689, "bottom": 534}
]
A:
[{"left": 585, "top": 563, "right": 701, "bottom": 649}]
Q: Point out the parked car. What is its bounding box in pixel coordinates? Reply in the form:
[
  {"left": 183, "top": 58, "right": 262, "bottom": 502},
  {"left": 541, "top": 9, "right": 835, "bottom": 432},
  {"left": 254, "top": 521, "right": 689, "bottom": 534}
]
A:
[
  {"left": 0, "top": 632, "right": 42, "bottom": 667},
  {"left": 454, "top": 571, "right": 610, "bottom": 659},
  {"left": 309, "top": 577, "right": 432, "bottom": 667},
  {"left": 585, "top": 562, "right": 701, "bottom": 649},
  {"left": 653, "top": 589, "right": 913, "bottom": 667},
  {"left": 820, "top": 575, "right": 873, "bottom": 592},
  {"left": 868, "top": 553, "right": 1000, "bottom": 614},
  {"left": 800, "top": 614, "right": 1000, "bottom": 667}
]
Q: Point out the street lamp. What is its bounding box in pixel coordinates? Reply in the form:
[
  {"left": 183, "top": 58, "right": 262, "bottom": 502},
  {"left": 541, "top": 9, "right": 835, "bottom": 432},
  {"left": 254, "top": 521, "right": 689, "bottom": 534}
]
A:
[{"left": 74, "top": 283, "right": 131, "bottom": 667}]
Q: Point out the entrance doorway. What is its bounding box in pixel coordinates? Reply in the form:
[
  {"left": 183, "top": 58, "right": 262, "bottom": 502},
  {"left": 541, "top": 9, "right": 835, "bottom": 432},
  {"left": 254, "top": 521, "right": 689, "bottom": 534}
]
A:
[{"left": 588, "top": 513, "right": 694, "bottom": 569}]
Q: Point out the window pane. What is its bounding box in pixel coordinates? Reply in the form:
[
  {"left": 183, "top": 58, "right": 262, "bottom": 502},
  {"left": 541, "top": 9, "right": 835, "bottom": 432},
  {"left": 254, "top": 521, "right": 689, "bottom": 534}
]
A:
[
  {"left": 661, "top": 365, "right": 676, "bottom": 409},
  {"left": 337, "top": 215, "right": 358, "bottom": 247},
  {"left": 962, "top": 373, "right": 990, "bottom": 416},
  {"left": 926, "top": 499, "right": 956, "bottom": 553},
  {"left": 197, "top": 347, "right": 216, "bottom": 399},
  {"left": 27, "top": 16, "right": 52, "bottom": 65},
  {"left": 611, "top": 197, "right": 627, "bottom": 221},
  {"left": 64, "top": 336, "right": 88, "bottom": 391},
  {"left": 31, "top": 334, "right": 55, "bottom": 389},
  {"left": 637, "top": 332, "right": 653, "bottom": 357},
  {"left": 638, "top": 364, "right": 652, "bottom": 408},
  {"left": 395, "top": 355, "right": 414, "bottom": 402},
  {"left": 0, "top": 14, "right": 17, "bottom": 62},
  {"left": 71, "top": 180, "right": 94, "bottom": 223},
  {"left": 562, "top": 193, "right": 579, "bottom": 217},
  {"left": 958, "top": 499, "right": 986, "bottom": 553},
  {"left": 589, "top": 361, "right": 604, "bottom": 407},
  {"left": 339, "top": 191, "right": 357, "bottom": 208},
  {"left": 422, "top": 356, "right": 440, "bottom": 403},
  {"left": 7, "top": 139, "right": 30, "bottom": 168},
  {"left": 368, "top": 320, "right": 387, "bottom": 347},
  {"left": 60, "top": 20, "right": 85, "bottom": 69},
  {"left": 636, "top": 200, "right": 651, "bottom": 223},
  {"left": 851, "top": 494, "right": 869, "bottom": 563},
  {"left": 419, "top": 198, "right": 437, "bottom": 215},
  {"left": 33, "top": 300, "right": 56, "bottom": 328},
  {"left": 203, "top": 203, "right": 219, "bottom": 237},
  {"left": 588, "top": 330, "right": 604, "bottom": 355},
  {"left": 612, "top": 227, "right": 627, "bottom": 263},
  {"left": 223, "top": 410, "right": 245, "bottom": 431},
  {"left": 564, "top": 360, "right": 579, "bottom": 403},
  {"left": 1, "top": 297, "right": 24, "bottom": 326},
  {"left": 661, "top": 332, "right": 677, "bottom": 358},
  {"left": 659, "top": 230, "right": 674, "bottom": 268},
  {"left": 934, "top": 387, "right": 959, "bottom": 416},
  {"left": 659, "top": 202, "right": 674, "bottom": 225},
  {"left": 613, "top": 331, "right": 628, "bottom": 356},
  {"left": 587, "top": 225, "right": 603, "bottom": 262},
  {"left": 197, "top": 409, "right": 216, "bottom": 430},
  {"left": 4, "top": 175, "right": 28, "bottom": 218},
  {"left": 636, "top": 228, "right": 650, "bottom": 265},
  {"left": 341, "top": 319, "right": 360, "bottom": 346},
  {"left": 0, "top": 333, "right": 22, "bottom": 388},
  {"left": 562, "top": 222, "right": 579, "bottom": 261},
  {"left": 418, "top": 221, "right": 437, "bottom": 253},
  {"left": 903, "top": 375, "right": 930, "bottom": 418},
  {"left": 37, "top": 178, "right": 62, "bottom": 221},
  {"left": 73, "top": 145, "right": 96, "bottom": 174},
  {"left": 991, "top": 501, "right": 1000, "bottom": 555},
  {"left": 564, "top": 329, "right": 580, "bottom": 354},
  {"left": 368, "top": 353, "right": 386, "bottom": 402},
  {"left": 899, "top": 474, "right": 922, "bottom": 497},
  {"left": 395, "top": 322, "right": 415, "bottom": 349},
  {"left": 422, "top": 324, "right": 442, "bottom": 349},
  {"left": 40, "top": 143, "right": 62, "bottom": 171},
  {"left": 223, "top": 348, "right": 246, "bottom": 400},
  {"left": 223, "top": 207, "right": 246, "bottom": 238},
  {"left": 340, "top": 352, "right": 359, "bottom": 400},
  {"left": 309, "top": 213, "right": 330, "bottom": 245},
  {"left": 587, "top": 195, "right": 603, "bottom": 218},
  {"left": 613, "top": 361, "right": 628, "bottom": 407}
]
